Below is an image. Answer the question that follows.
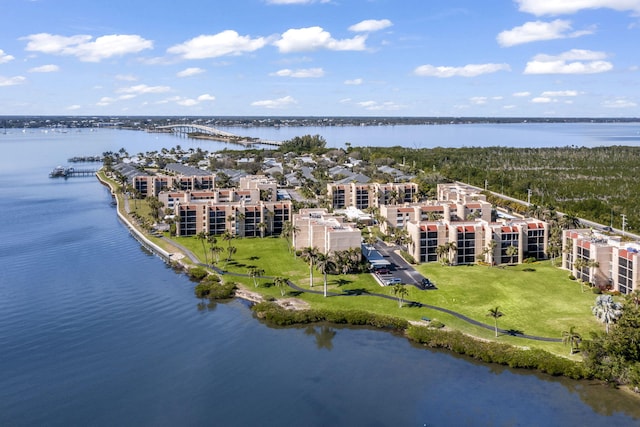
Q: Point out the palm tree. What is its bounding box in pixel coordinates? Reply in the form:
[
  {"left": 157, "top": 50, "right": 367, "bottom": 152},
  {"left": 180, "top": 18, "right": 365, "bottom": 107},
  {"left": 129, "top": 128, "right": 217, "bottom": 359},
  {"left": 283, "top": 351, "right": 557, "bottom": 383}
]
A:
[
  {"left": 562, "top": 326, "right": 582, "bottom": 355},
  {"left": 257, "top": 222, "right": 267, "bottom": 238},
  {"left": 210, "top": 245, "right": 223, "bottom": 264},
  {"left": 486, "top": 239, "right": 497, "bottom": 265},
  {"left": 392, "top": 283, "right": 409, "bottom": 308},
  {"left": 436, "top": 244, "right": 449, "bottom": 265},
  {"left": 505, "top": 244, "right": 518, "bottom": 264},
  {"left": 196, "top": 231, "right": 209, "bottom": 265},
  {"left": 559, "top": 213, "right": 582, "bottom": 230},
  {"left": 248, "top": 267, "right": 264, "bottom": 288},
  {"left": 300, "top": 247, "right": 320, "bottom": 287},
  {"left": 274, "top": 276, "right": 288, "bottom": 297},
  {"left": 224, "top": 245, "right": 237, "bottom": 268},
  {"left": 573, "top": 258, "right": 587, "bottom": 291},
  {"left": 221, "top": 230, "right": 234, "bottom": 248},
  {"left": 446, "top": 241, "right": 458, "bottom": 265},
  {"left": 592, "top": 295, "right": 623, "bottom": 334},
  {"left": 315, "top": 252, "right": 335, "bottom": 298},
  {"left": 282, "top": 221, "right": 299, "bottom": 254},
  {"left": 586, "top": 259, "right": 600, "bottom": 287},
  {"left": 487, "top": 306, "right": 504, "bottom": 337}
]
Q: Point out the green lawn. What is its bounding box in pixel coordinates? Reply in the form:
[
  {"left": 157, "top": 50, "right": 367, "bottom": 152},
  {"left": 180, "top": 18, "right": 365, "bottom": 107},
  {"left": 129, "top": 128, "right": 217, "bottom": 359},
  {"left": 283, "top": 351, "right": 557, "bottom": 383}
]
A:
[{"left": 168, "top": 234, "right": 604, "bottom": 356}]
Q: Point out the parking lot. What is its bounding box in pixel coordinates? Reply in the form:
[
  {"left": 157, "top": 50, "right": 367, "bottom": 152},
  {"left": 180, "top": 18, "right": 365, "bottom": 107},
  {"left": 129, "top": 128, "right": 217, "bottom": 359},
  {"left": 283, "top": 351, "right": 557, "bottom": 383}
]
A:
[{"left": 369, "top": 242, "right": 436, "bottom": 290}]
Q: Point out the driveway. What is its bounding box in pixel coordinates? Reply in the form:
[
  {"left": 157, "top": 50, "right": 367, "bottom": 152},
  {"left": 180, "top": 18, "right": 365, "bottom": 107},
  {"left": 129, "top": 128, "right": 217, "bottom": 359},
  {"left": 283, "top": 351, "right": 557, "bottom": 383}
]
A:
[{"left": 372, "top": 241, "right": 426, "bottom": 288}]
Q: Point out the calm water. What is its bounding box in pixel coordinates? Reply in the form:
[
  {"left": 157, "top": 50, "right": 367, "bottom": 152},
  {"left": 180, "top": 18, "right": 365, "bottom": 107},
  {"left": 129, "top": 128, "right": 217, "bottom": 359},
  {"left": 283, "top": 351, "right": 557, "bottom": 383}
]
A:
[{"left": 1, "top": 126, "right": 640, "bottom": 426}]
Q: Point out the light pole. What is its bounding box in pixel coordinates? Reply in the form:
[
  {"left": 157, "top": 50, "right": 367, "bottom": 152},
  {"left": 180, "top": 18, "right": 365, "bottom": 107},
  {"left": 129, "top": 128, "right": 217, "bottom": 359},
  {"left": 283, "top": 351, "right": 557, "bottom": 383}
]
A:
[
  {"left": 621, "top": 214, "right": 627, "bottom": 237},
  {"left": 527, "top": 189, "right": 532, "bottom": 205}
]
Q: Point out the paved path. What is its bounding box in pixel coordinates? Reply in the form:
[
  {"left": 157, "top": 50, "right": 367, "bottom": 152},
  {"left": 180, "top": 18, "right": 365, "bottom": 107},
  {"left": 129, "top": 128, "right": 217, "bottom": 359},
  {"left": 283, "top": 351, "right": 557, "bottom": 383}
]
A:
[{"left": 163, "top": 238, "right": 562, "bottom": 343}]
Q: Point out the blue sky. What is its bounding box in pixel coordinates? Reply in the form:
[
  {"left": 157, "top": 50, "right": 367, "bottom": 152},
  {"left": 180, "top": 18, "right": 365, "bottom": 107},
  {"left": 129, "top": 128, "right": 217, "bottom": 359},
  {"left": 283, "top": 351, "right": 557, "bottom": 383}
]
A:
[{"left": 1, "top": 0, "right": 639, "bottom": 117}]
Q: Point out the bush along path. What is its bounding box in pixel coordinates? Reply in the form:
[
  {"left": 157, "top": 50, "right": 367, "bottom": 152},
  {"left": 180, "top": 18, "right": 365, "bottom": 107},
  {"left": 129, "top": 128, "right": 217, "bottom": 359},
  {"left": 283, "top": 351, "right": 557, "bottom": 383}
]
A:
[{"left": 159, "top": 236, "right": 561, "bottom": 343}]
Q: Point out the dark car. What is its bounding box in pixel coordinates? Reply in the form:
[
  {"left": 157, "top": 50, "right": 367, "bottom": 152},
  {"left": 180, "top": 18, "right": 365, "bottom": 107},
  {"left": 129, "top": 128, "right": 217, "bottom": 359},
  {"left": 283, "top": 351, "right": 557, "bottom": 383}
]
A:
[{"left": 421, "top": 278, "right": 435, "bottom": 289}]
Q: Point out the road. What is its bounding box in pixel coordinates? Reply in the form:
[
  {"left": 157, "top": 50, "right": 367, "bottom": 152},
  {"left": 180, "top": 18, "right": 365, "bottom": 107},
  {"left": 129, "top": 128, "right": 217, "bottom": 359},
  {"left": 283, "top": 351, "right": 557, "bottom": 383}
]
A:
[{"left": 371, "top": 241, "right": 430, "bottom": 289}]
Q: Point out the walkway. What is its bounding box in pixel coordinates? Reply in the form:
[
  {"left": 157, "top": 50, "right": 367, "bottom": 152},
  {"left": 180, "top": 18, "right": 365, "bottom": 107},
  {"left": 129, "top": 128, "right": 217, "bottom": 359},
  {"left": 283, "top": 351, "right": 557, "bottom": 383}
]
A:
[{"left": 161, "top": 236, "right": 561, "bottom": 343}]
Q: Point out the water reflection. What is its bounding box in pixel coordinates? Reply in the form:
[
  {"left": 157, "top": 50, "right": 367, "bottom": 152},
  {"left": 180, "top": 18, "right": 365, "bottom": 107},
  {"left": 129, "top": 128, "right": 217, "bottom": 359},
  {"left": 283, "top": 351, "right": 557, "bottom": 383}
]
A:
[{"left": 304, "top": 325, "right": 337, "bottom": 350}]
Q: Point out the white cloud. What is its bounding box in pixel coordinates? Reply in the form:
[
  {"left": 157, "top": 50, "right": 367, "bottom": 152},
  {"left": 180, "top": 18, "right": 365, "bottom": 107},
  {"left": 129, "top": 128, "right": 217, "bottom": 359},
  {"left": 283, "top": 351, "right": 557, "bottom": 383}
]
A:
[
  {"left": 177, "top": 98, "right": 198, "bottom": 107},
  {"left": 115, "top": 74, "right": 138, "bottom": 81},
  {"left": 0, "top": 75, "right": 26, "bottom": 86},
  {"left": 117, "top": 84, "right": 171, "bottom": 94},
  {"left": 602, "top": 98, "right": 638, "bottom": 108},
  {"left": 344, "top": 78, "right": 363, "bottom": 85},
  {"left": 197, "top": 94, "right": 216, "bottom": 101},
  {"left": 0, "top": 49, "right": 15, "bottom": 64},
  {"left": 28, "top": 64, "right": 59, "bottom": 73},
  {"left": 356, "top": 100, "right": 403, "bottom": 111},
  {"left": 22, "top": 33, "right": 153, "bottom": 62},
  {"left": 168, "top": 30, "right": 266, "bottom": 59},
  {"left": 512, "top": 91, "right": 531, "bottom": 97},
  {"left": 470, "top": 96, "right": 488, "bottom": 105},
  {"left": 97, "top": 96, "right": 115, "bottom": 106},
  {"left": 497, "top": 19, "right": 593, "bottom": 47},
  {"left": 348, "top": 19, "right": 393, "bottom": 32},
  {"left": 540, "top": 90, "right": 580, "bottom": 97},
  {"left": 270, "top": 67, "right": 324, "bottom": 78},
  {"left": 516, "top": 0, "right": 640, "bottom": 16},
  {"left": 177, "top": 67, "right": 205, "bottom": 77},
  {"left": 524, "top": 49, "right": 613, "bottom": 74},
  {"left": 251, "top": 95, "right": 297, "bottom": 109},
  {"left": 274, "top": 26, "right": 367, "bottom": 53},
  {"left": 532, "top": 97, "right": 553, "bottom": 103},
  {"left": 67, "top": 104, "right": 81, "bottom": 110},
  {"left": 414, "top": 63, "right": 511, "bottom": 77}
]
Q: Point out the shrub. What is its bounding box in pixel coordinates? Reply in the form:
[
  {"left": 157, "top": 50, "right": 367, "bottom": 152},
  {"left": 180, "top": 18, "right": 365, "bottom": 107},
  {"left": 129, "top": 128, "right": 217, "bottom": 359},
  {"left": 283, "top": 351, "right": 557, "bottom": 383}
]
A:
[
  {"left": 523, "top": 257, "right": 537, "bottom": 263},
  {"left": 429, "top": 320, "right": 445, "bottom": 329},
  {"left": 194, "top": 280, "right": 236, "bottom": 300},
  {"left": 592, "top": 287, "right": 603, "bottom": 294},
  {"left": 188, "top": 266, "right": 209, "bottom": 280},
  {"left": 568, "top": 274, "right": 576, "bottom": 280}
]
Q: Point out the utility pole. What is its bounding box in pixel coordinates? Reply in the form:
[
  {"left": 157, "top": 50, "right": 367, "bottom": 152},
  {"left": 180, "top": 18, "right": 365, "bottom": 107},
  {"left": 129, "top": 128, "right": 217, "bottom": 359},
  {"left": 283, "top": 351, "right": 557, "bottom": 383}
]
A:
[
  {"left": 621, "top": 214, "right": 627, "bottom": 237},
  {"left": 527, "top": 189, "right": 532, "bottom": 205}
]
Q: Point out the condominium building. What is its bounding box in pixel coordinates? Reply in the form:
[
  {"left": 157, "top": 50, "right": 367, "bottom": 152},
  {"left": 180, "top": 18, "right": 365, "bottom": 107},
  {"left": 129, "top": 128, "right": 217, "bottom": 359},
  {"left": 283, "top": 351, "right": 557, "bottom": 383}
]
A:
[
  {"left": 292, "top": 208, "right": 362, "bottom": 254},
  {"left": 327, "top": 182, "right": 419, "bottom": 210},
  {"left": 175, "top": 200, "right": 292, "bottom": 238},
  {"left": 562, "top": 229, "right": 639, "bottom": 294},
  {"left": 133, "top": 174, "right": 216, "bottom": 197}
]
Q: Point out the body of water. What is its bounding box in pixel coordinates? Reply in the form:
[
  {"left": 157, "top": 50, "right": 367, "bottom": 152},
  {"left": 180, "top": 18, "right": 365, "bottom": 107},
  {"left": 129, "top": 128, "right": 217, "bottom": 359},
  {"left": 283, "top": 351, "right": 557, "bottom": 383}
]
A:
[{"left": 1, "top": 126, "right": 640, "bottom": 426}]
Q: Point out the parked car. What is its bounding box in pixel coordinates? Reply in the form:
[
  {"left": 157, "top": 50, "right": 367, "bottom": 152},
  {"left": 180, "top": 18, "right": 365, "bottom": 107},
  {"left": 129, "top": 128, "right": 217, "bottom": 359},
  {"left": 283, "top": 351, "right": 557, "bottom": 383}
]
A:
[
  {"left": 375, "top": 268, "right": 389, "bottom": 275},
  {"left": 421, "top": 278, "right": 435, "bottom": 289},
  {"left": 383, "top": 277, "right": 402, "bottom": 285}
]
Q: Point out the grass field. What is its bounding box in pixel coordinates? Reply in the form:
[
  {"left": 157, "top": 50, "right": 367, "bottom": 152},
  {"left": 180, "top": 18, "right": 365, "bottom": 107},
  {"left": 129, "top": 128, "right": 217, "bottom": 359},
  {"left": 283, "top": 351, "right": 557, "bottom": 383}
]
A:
[{"left": 171, "top": 233, "right": 603, "bottom": 356}]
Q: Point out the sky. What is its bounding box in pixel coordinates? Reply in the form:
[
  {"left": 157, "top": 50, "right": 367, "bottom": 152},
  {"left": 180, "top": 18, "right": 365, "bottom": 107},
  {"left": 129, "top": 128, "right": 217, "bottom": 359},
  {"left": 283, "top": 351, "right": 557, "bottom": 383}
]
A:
[{"left": 1, "top": 0, "right": 639, "bottom": 117}]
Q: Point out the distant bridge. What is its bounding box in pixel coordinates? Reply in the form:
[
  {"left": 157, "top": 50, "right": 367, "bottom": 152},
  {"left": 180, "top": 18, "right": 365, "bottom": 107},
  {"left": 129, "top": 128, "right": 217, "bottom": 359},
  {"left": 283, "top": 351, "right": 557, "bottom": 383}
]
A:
[{"left": 154, "top": 124, "right": 282, "bottom": 147}]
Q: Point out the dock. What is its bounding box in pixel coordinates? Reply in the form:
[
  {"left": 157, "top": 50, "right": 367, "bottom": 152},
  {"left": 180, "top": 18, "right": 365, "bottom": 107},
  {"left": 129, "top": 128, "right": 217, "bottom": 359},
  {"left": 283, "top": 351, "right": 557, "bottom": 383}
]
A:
[{"left": 49, "top": 166, "right": 98, "bottom": 178}]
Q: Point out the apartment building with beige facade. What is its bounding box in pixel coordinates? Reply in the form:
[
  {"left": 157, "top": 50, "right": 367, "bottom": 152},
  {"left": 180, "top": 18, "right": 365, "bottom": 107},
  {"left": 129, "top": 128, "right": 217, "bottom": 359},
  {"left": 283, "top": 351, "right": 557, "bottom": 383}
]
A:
[
  {"left": 292, "top": 208, "right": 362, "bottom": 254},
  {"left": 327, "top": 182, "right": 419, "bottom": 210},
  {"left": 562, "top": 229, "right": 639, "bottom": 294}
]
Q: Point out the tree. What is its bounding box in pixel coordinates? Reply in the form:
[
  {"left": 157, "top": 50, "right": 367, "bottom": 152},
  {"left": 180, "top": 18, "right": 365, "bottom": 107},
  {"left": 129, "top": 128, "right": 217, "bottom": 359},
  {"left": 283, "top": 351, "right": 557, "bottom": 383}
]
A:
[
  {"left": 282, "top": 221, "right": 299, "bottom": 254},
  {"left": 248, "top": 267, "right": 264, "bottom": 288},
  {"left": 225, "top": 245, "right": 237, "bottom": 267},
  {"left": 436, "top": 243, "right": 449, "bottom": 265},
  {"left": 562, "top": 326, "right": 582, "bottom": 355},
  {"left": 222, "top": 230, "right": 234, "bottom": 248},
  {"left": 315, "top": 252, "right": 335, "bottom": 298},
  {"left": 586, "top": 259, "right": 600, "bottom": 286},
  {"left": 486, "top": 239, "right": 497, "bottom": 265},
  {"left": 392, "top": 283, "right": 409, "bottom": 308},
  {"left": 274, "top": 276, "right": 288, "bottom": 297},
  {"left": 197, "top": 231, "right": 209, "bottom": 265},
  {"left": 573, "top": 258, "right": 588, "bottom": 291},
  {"left": 257, "top": 222, "right": 267, "bottom": 238},
  {"left": 592, "top": 295, "right": 623, "bottom": 334},
  {"left": 487, "top": 306, "right": 504, "bottom": 337},
  {"left": 210, "top": 245, "right": 223, "bottom": 264},
  {"left": 505, "top": 244, "right": 518, "bottom": 264},
  {"left": 300, "top": 247, "right": 320, "bottom": 287},
  {"left": 446, "top": 241, "right": 458, "bottom": 265}
]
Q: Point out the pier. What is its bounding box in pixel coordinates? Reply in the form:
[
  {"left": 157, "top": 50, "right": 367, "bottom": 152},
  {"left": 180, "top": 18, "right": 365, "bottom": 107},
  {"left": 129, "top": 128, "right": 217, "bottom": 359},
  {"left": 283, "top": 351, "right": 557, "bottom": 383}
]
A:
[{"left": 49, "top": 166, "right": 98, "bottom": 178}]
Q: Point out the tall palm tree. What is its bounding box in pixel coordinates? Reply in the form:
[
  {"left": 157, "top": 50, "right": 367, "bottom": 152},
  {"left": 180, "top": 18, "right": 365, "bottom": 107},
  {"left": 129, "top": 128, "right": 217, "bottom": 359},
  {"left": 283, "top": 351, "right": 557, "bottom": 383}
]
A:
[
  {"left": 446, "top": 241, "right": 458, "bottom": 265},
  {"left": 487, "top": 306, "right": 504, "bottom": 337},
  {"left": 392, "top": 283, "right": 409, "bottom": 308},
  {"left": 257, "top": 222, "right": 267, "bottom": 238},
  {"left": 436, "top": 244, "right": 449, "bottom": 265},
  {"left": 196, "top": 231, "right": 209, "bottom": 265},
  {"left": 573, "top": 258, "right": 587, "bottom": 291},
  {"left": 505, "top": 244, "right": 518, "bottom": 264},
  {"left": 221, "top": 230, "right": 234, "bottom": 248},
  {"left": 300, "top": 247, "right": 320, "bottom": 287},
  {"left": 562, "top": 326, "right": 582, "bottom": 355},
  {"left": 248, "top": 267, "right": 264, "bottom": 288},
  {"left": 487, "top": 239, "right": 497, "bottom": 265},
  {"left": 586, "top": 259, "right": 600, "bottom": 286},
  {"left": 315, "top": 252, "right": 335, "bottom": 298},
  {"left": 592, "top": 295, "right": 623, "bottom": 334}
]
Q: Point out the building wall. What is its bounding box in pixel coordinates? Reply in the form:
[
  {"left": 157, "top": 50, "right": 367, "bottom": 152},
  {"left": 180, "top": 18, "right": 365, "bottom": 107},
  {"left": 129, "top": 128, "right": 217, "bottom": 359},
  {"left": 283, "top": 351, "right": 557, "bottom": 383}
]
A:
[{"left": 292, "top": 208, "right": 361, "bottom": 253}]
